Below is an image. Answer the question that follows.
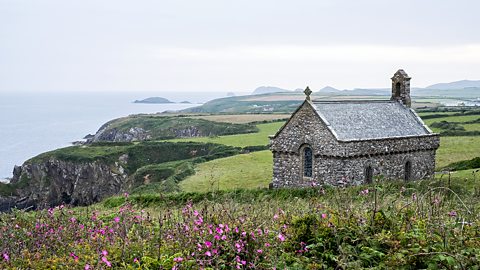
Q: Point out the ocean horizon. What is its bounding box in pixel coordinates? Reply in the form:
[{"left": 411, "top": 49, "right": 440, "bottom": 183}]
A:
[{"left": 0, "top": 91, "right": 237, "bottom": 181}]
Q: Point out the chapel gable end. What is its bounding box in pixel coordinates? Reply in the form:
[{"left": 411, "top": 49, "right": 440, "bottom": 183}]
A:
[{"left": 270, "top": 98, "right": 335, "bottom": 154}]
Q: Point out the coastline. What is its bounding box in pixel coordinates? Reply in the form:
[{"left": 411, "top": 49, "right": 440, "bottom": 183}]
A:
[{"left": 0, "top": 91, "right": 210, "bottom": 180}]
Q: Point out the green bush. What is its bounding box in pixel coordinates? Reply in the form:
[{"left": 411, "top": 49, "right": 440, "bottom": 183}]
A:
[{"left": 444, "top": 157, "right": 480, "bottom": 171}]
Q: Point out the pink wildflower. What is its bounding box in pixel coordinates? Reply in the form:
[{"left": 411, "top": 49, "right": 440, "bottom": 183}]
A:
[
  {"left": 273, "top": 214, "right": 279, "bottom": 220},
  {"left": 70, "top": 252, "right": 79, "bottom": 262},
  {"left": 257, "top": 249, "right": 263, "bottom": 253},
  {"left": 321, "top": 213, "right": 327, "bottom": 219},
  {"left": 205, "top": 251, "right": 212, "bottom": 257},
  {"left": 360, "top": 189, "right": 369, "bottom": 195},
  {"left": 102, "top": 256, "right": 112, "bottom": 267},
  {"left": 235, "top": 242, "right": 242, "bottom": 252},
  {"left": 84, "top": 264, "right": 91, "bottom": 270},
  {"left": 205, "top": 241, "right": 212, "bottom": 248},
  {"left": 173, "top": 257, "right": 183, "bottom": 262},
  {"left": 448, "top": 211, "right": 457, "bottom": 217},
  {"left": 113, "top": 217, "right": 120, "bottom": 223},
  {"left": 3, "top": 253, "right": 9, "bottom": 262},
  {"left": 194, "top": 216, "right": 203, "bottom": 225},
  {"left": 133, "top": 258, "right": 139, "bottom": 263},
  {"left": 101, "top": 250, "right": 108, "bottom": 256},
  {"left": 278, "top": 233, "right": 285, "bottom": 242}
]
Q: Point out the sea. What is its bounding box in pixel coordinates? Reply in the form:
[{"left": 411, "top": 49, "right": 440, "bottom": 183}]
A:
[{"left": 0, "top": 91, "right": 232, "bottom": 182}]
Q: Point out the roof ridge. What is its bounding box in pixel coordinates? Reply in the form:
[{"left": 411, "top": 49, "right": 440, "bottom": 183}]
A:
[{"left": 312, "top": 99, "right": 393, "bottom": 103}]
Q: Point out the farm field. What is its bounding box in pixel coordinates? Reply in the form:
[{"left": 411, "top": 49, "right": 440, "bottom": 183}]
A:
[
  {"left": 188, "top": 114, "right": 290, "bottom": 123},
  {"left": 169, "top": 122, "right": 284, "bottom": 147}
]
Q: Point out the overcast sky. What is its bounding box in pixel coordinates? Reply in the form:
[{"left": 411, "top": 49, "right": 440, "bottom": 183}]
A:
[{"left": 1, "top": 0, "right": 479, "bottom": 92}]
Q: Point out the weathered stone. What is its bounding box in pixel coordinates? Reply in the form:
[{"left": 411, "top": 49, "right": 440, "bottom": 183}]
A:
[{"left": 8, "top": 159, "right": 131, "bottom": 209}]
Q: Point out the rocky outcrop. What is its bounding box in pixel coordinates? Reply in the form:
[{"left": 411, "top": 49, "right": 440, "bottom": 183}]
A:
[
  {"left": 7, "top": 156, "right": 130, "bottom": 209},
  {"left": 170, "top": 126, "right": 202, "bottom": 137},
  {"left": 89, "top": 126, "right": 151, "bottom": 143}
]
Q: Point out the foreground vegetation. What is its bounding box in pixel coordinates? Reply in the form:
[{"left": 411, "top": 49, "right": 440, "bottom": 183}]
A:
[{"left": 2, "top": 176, "right": 480, "bottom": 269}]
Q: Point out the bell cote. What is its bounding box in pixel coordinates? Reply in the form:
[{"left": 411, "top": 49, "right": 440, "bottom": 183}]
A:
[{"left": 390, "top": 69, "right": 411, "bottom": 107}]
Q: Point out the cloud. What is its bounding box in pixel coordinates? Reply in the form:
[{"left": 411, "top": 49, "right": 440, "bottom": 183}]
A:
[{"left": 150, "top": 44, "right": 480, "bottom": 64}]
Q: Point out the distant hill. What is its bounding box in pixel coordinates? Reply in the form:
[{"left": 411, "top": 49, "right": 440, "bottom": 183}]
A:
[
  {"left": 252, "top": 86, "right": 291, "bottom": 95},
  {"left": 426, "top": 80, "right": 480, "bottom": 90},
  {"left": 134, "top": 97, "right": 174, "bottom": 104},
  {"left": 318, "top": 86, "right": 340, "bottom": 93}
]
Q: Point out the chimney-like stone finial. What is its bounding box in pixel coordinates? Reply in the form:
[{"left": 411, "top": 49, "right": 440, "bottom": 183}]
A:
[
  {"left": 304, "top": 86, "right": 312, "bottom": 101},
  {"left": 390, "top": 69, "right": 412, "bottom": 107}
]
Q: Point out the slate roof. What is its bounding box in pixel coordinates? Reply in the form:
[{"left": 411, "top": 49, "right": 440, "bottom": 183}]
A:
[{"left": 311, "top": 100, "right": 432, "bottom": 141}]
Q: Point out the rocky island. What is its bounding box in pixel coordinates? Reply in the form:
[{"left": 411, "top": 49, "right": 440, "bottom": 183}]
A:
[{"left": 133, "top": 97, "right": 174, "bottom": 104}]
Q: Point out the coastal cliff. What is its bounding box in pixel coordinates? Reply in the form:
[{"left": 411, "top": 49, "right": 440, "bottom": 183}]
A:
[
  {"left": 0, "top": 141, "right": 242, "bottom": 211},
  {"left": 8, "top": 157, "right": 130, "bottom": 209}
]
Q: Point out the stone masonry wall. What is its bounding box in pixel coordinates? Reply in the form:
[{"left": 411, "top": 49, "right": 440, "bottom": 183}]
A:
[{"left": 272, "top": 149, "right": 436, "bottom": 188}]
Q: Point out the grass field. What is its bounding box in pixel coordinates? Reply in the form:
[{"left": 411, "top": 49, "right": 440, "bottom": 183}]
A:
[
  {"left": 437, "top": 136, "right": 480, "bottom": 168},
  {"left": 180, "top": 150, "right": 272, "bottom": 192},
  {"left": 188, "top": 114, "right": 290, "bottom": 123},
  {"left": 422, "top": 115, "right": 480, "bottom": 125},
  {"left": 169, "top": 122, "right": 284, "bottom": 147},
  {"left": 422, "top": 114, "right": 480, "bottom": 133}
]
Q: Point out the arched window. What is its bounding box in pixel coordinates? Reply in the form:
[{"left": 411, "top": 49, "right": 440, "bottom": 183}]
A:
[
  {"left": 303, "top": 147, "right": 313, "bottom": 177},
  {"left": 365, "top": 166, "right": 373, "bottom": 184},
  {"left": 404, "top": 161, "right": 412, "bottom": 181},
  {"left": 395, "top": 82, "right": 401, "bottom": 97}
]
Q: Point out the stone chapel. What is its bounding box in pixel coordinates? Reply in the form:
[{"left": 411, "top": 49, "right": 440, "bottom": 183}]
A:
[{"left": 269, "top": 70, "right": 440, "bottom": 187}]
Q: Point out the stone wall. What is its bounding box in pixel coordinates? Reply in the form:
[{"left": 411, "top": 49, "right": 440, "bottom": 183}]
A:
[
  {"left": 272, "top": 149, "right": 436, "bottom": 187},
  {"left": 270, "top": 101, "right": 439, "bottom": 187}
]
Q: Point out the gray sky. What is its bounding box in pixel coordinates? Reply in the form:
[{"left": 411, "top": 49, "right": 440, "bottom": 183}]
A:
[{"left": 1, "top": 0, "right": 479, "bottom": 92}]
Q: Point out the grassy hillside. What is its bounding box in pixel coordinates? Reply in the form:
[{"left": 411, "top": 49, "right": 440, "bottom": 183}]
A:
[
  {"left": 189, "top": 114, "right": 289, "bottom": 124},
  {"left": 169, "top": 122, "right": 284, "bottom": 147},
  {"left": 181, "top": 95, "right": 302, "bottom": 113},
  {"left": 437, "top": 136, "right": 480, "bottom": 168},
  {"left": 91, "top": 115, "right": 259, "bottom": 142},
  {"left": 180, "top": 150, "right": 272, "bottom": 193}
]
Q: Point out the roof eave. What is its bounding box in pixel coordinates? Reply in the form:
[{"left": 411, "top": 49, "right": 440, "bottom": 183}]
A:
[{"left": 335, "top": 133, "right": 440, "bottom": 143}]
